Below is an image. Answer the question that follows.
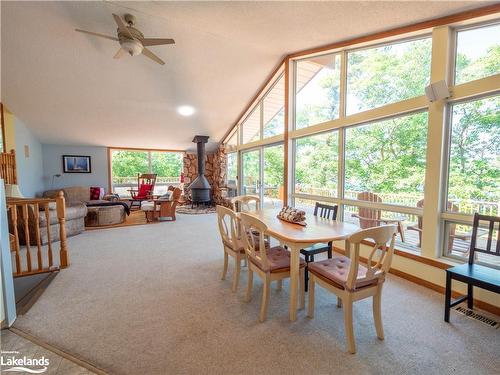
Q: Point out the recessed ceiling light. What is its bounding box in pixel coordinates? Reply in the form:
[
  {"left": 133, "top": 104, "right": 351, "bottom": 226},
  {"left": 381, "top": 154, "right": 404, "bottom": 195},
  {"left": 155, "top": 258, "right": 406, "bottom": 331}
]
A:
[{"left": 178, "top": 105, "right": 195, "bottom": 116}]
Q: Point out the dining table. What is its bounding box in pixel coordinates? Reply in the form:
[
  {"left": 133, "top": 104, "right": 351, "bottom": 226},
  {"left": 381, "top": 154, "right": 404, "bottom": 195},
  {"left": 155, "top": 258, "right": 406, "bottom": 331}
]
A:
[{"left": 244, "top": 208, "right": 360, "bottom": 321}]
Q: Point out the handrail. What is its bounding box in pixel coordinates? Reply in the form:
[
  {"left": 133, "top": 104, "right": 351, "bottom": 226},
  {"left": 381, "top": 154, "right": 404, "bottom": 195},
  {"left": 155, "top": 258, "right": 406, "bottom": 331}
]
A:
[{"left": 7, "top": 191, "right": 68, "bottom": 277}]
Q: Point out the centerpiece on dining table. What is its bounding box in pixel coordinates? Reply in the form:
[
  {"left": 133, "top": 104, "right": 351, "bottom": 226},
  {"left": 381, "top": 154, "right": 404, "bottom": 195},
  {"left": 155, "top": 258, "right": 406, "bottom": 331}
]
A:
[{"left": 277, "top": 206, "right": 307, "bottom": 226}]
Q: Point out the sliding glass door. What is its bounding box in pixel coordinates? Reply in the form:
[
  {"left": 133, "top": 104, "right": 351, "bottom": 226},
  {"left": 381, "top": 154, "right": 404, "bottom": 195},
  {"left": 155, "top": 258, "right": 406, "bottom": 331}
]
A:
[
  {"left": 241, "top": 149, "right": 261, "bottom": 198},
  {"left": 263, "top": 144, "right": 284, "bottom": 208},
  {"left": 241, "top": 143, "right": 284, "bottom": 209}
]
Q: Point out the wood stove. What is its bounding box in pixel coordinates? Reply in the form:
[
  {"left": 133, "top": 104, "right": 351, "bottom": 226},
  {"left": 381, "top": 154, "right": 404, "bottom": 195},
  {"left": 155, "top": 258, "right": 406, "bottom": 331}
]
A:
[{"left": 189, "top": 135, "right": 211, "bottom": 205}]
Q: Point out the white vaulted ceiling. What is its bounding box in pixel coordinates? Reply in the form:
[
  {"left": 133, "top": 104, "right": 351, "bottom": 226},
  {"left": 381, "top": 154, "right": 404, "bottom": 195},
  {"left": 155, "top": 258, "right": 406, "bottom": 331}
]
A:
[{"left": 1, "top": 1, "right": 489, "bottom": 151}]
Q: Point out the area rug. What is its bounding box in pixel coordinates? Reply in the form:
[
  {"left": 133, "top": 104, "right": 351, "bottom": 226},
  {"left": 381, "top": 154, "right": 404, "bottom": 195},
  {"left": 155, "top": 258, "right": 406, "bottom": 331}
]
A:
[
  {"left": 12, "top": 214, "right": 500, "bottom": 375},
  {"left": 176, "top": 204, "right": 216, "bottom": 214}
]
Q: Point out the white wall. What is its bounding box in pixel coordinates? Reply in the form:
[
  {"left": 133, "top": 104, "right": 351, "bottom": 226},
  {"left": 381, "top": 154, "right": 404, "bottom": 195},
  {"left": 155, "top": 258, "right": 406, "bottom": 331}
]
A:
[
  {"left": 42, "top": 144, "right": 109, "bottom": 191},
  {"left": 14, "top": 116, "right": 44, "bottom": 197}
]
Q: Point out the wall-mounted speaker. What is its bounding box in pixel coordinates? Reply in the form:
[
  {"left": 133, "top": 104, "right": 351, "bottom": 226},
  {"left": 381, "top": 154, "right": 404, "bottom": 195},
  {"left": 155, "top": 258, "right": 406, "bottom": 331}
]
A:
[{"left": 425, "top": 80, "right": 450, "bottom": 102}]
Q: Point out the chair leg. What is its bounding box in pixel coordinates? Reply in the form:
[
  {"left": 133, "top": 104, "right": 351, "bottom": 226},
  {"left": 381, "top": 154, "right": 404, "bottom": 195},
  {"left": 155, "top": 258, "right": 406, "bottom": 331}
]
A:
[
  {"left": 232, "top": 256, "right": 241, "bottom": 292},
  {"left": 444, "top": 272, "right": 452, "bottom": 322},
  {"left": 304, "top": 266, "right": 309, "bottom": 292},
  {"left": 246, "top": 269, "right": 253, "bottom": 302},
  {"left": 259, "top": 276, "right": 271, "bottom": 322},
  {"left": 373, "top": 284, "right": 384, "bottom": 340},
  {"left": 221, "top": 251, "right": 228, "bottom": 280},
  {"left": 343, "top": 296, "right": 356, "bottom": 354},
  {"left": 307, "top": 275, "right": 315, "bottom": 318},
  {"left": 467, "top": 283, "right": 473, "bottom": 309},
  {"left": 299, "top": 268, "right": 305, "bottom": 310}
]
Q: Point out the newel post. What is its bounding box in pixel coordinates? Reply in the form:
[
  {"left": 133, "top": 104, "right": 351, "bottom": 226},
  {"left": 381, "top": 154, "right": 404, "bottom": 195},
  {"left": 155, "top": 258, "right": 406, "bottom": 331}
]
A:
[{"left": 56, "top": 190, "right": 69, "bottom": 268}]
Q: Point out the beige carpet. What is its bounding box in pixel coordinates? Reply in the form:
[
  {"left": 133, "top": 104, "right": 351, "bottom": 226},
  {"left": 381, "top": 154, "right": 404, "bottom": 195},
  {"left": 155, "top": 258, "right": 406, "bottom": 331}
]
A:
[{"left": 13, "top": 214, "right": 500, "bottom": 375}]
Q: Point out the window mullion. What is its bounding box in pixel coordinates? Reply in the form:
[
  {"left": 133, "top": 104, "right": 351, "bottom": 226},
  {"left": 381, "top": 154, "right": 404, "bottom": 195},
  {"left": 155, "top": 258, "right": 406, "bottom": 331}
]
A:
[{"left": 421, "top": 26, "right": 452, "bottom": 259}]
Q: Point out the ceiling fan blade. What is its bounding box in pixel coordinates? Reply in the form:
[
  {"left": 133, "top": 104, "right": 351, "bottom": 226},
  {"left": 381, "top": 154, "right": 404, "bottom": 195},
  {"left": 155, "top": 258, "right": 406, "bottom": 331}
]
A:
[
  {"left": 112, "top": 13, "right": 133, "bottom": 39},
  {"left": 75, "top": 29, "right": 118, "bottom": 41},
  {"left": 142, "top": 47, "right": 165, "bottom": 65},
  {"left": 113, "top": 48, "right": 126, "bottom": 59},
  {"left": 141, "top": 38, "right": 175, "bottom": 47}
]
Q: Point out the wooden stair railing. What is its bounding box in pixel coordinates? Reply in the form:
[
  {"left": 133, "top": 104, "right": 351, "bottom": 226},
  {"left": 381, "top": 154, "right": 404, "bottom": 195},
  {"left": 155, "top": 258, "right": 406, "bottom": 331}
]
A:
[
  {"left": 1, "top": 149, "right": 17, "bottom": 184},
  {"left": 7, "top": 191, "right": 68, "bottom": 278}
]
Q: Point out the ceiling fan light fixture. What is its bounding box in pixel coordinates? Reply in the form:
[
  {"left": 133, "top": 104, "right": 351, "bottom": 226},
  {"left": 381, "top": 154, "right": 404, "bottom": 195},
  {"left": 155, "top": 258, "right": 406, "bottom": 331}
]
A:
[
  {"left": 121, "top": 39, "right": 143, "bottom": 56},
  {"left": 178, "top": 105, "right": 195, "bottom": 117}
]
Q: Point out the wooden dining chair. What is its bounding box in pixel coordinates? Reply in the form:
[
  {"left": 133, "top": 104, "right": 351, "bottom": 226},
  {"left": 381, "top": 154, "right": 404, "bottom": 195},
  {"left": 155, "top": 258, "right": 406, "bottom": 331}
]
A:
[
  {"left": 307, "top": 224, "right": 397, "bottom": 354},
  {"left": 216, "top": 205, "right": 247, "bottom": 292},
  {"left": 239, "top": 212, "right": 306, "bottom": 322},
  {"left": 300, "top": 202, "right": 338, "bottom": 291},
  {"left": 445, "top": 213, "right": 500, "bottom": 322},
  {"left": 232, "top": 195, "right": 270, "bottom": 244},
  {"left": 231, "top": 195, "right": 260, "bottom": 212}
]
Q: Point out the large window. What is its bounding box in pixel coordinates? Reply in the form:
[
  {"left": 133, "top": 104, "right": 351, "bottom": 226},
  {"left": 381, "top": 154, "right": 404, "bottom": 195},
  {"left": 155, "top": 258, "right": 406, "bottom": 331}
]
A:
[
  {"left": 263, "top": 75, "right": 285, "bottom": 138},
  {"left": 346, "top": 38, "right": 431, "bottom": 115},
  {"left": 294, "top": 131, "right": 338, "bottom": 198},
  {"left": 241, "top": 105, "right": 261, "bottom": 144},
  {"left": 446, "top": 95, "right": 499, "bottom": 215},
  {"left": 110, "top": 149, "right": 183, "bottom": 197},
  {"left": 295, "top": 54, "right": 341, "bottom": 129},
  {"left": 455, "top": 23, "right": 500, "bottom": 85},
  {"left": 227, "top": 152, "right": 238, "bottom": 197},
  {"left": 344, "top": 112, "right": 428, "bottom": 206}
]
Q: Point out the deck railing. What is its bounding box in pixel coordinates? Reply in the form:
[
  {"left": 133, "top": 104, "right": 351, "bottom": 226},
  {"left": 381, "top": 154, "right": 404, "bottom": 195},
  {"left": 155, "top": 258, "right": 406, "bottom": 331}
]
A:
[
  {"left": 293, "top": 186, "right": 499, "bottom": 216},
  {"left": 112, "top": 176, "right": 181, "bottom": 197},
  {"left": 7, "top": 191, "right": 68, "bottom": 277}
]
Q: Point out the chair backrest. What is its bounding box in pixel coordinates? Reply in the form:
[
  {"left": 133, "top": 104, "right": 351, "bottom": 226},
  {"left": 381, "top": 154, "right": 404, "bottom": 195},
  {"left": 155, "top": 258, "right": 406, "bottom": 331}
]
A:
[
  {"left": 345, "top": 225, "right": 397, "bottom": 290},
  {"left": 239, "top": 212, "right": 270, "bottom": 270},
  {"left": 357, "top": 192, "right": 382, "bottom": 229},
  {"left": 138, "top": 173, "right": 157, "bottom": 188},
  {"left": 468, "top": 213, "right": 500, "bottom": 265},
  {"left": 171, "top": 187, "right": 182, "bottom": 202},
  {"left": 216, "top": 205, "right": 239, "bottom": 252},
  {"left": 314, "top": 202, "right": 338, "bottom": 220},
  {"left": 415, "top": 199, "right": 459, "bottom": 230},
  {"left": 231, "top": 195, "right": 260, "bottom": 212}
]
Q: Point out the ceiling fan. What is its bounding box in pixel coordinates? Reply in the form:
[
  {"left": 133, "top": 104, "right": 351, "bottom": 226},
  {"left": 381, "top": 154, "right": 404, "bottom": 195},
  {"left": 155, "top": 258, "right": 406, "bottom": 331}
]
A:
[{"left": 75, "top": 13, "right": 174, "bottom": 65}]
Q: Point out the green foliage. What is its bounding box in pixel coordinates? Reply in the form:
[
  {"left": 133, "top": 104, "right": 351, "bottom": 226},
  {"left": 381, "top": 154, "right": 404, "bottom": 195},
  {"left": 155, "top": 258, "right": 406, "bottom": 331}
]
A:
[
  {"left": 295, "top": 132, "right": 338, "bottom": 195},
  {"left": 111, "top": 150, "right": 182, "bottom": 182},
  {"left": 448, "top": 97, "right": 500, "bottom": 202}
]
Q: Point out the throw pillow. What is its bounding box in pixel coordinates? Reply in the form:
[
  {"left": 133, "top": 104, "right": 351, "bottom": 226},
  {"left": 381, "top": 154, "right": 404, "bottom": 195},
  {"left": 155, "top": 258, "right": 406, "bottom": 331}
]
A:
[{"left": 90, "top": 186, "right": 102, "bottom": 200}]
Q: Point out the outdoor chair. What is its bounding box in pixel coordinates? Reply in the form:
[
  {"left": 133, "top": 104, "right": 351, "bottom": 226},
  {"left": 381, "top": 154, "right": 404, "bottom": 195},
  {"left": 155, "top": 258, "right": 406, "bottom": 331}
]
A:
[
  {"left": 407, "top": 199, "right": 470, "bottom": 251},
  {"left": 352, "top": 191, "right": 405, "bottom": 242},
  {"left": 128, "top": 173, "right": 157, "bottom": 209}
]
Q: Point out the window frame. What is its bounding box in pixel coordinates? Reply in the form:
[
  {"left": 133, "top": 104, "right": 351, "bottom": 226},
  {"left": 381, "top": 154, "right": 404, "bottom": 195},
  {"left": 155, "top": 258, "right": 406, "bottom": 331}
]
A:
[
  {"left": 452, "top": 20, "right": 500, "bottom": 86},
  {"left": 293, "top": 51, "right": 342, "bottom": 131},
  {"left": 440, "top": 91, "right": 500, "bottom": 260}
]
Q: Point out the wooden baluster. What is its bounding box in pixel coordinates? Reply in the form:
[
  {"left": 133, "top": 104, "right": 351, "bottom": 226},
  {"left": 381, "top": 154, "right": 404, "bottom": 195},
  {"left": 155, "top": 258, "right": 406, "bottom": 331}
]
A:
[
  {"left": 33, "top": 203, "right": 43, "bottom": 271},
  {"left": 10, "top": 205, "right": 22, "bottom": 275},
  {"left": 56, "top": 191, "right": 69, "bottom": 268},
  {"left": 22, "top": 204, "right": 32, "bottom": 272},
  {"left": 44, "top": 202, "right": 54, "bottom": 268}
]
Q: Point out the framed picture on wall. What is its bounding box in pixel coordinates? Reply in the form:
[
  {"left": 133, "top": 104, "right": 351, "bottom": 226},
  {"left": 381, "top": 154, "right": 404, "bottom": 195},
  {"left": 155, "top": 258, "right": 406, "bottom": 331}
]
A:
[{"left": 62, "top": 155, "right": 91, "bottom": 173}]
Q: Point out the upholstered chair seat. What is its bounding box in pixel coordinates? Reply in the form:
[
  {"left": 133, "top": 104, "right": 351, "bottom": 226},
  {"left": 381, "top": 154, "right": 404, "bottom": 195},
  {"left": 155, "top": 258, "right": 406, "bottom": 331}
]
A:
[
  {"left": 308, "top": 256, "right": 378, "bottom": 290},
  {"left": 249, "top": 246, "right": 306, "bottom": 273}
]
